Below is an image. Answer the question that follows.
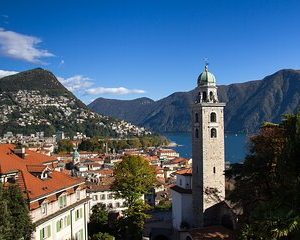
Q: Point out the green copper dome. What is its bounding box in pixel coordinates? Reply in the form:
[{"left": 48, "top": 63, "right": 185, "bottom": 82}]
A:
[{"left": 197, "top": 65, "right": 216, "bottom": 86}]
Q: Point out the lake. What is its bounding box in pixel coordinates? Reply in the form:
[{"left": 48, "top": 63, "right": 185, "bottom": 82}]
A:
[{"left": 163, "top": 132, "right": 248, "bottom": 163}]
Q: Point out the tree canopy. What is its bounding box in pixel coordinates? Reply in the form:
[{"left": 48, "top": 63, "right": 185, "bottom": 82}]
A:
[
  {"left": 112, "top": 155, "right": 156, "bottom": 239},
  {"left": 0, "top": 184, "right": 35, "bottom": 240},
  {"left": 226, "top": 113, "right": 300, "bottom": 239}
]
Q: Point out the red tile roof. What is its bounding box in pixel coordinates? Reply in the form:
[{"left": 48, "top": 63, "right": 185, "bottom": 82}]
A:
[
  {"left": 175, "top": 168, "right": 192, "bottom": 176},
  {"left": 0, "top": 144, "right": 83, "bottom": 201}
]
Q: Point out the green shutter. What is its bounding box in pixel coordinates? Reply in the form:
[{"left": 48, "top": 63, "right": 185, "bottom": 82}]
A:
[
  {"left": 40, "top": 229, "right": 43, "bottom": 240},
  {"left": 56, "top": 221, "right": 60, "bottom": 232},
  {"left": 59, "top": 196, "right": 62, "bottom": 207},
  {"left": 80, "top": 208, "right": 83, "bottom": 219},
  {"left": 47, "top": 225, "right": 51, "bottom": 237},
  {"left": 80, "top": 229, "right": 83, "bottom": 240},
  {"left": 75, "top": 210, "right": 78, "bottom": 221},
  {"left": 67, "top": 215, "right": 71, "bottom": 226}
]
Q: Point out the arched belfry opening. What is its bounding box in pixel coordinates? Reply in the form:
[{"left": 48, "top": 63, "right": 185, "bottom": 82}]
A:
[
  {"left": 210, "top": 112, "right": 216, "bottom": 122},
  {"left": 202, "top": 91, "right": 207, "bottom": 101},
  {"left": 195, "top": 113, "right": 199, "bottom": 123},
  {"left": 211, "top": 128, "right": 217, "bottom": 138}
]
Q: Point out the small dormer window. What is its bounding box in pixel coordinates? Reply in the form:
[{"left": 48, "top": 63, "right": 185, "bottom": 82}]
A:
[
  {"left": 41, "top": 202, "right": 47, "bottom": 215},
  {"left": 76, "top": 190, "right": 80, "bottom": 200},
  {"left": 58, "top": 195, "right": 67, "bottom": 208}
]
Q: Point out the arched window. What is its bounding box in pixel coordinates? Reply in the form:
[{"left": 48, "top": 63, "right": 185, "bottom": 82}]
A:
[
  {"left": 210, "top": 112, "right": 216, "bottom": 122},
  {"left": 209, "top": 91, "right": 214, "bottom": 101},
  {"left": 202, "top": 91, "right": 207, "bottom": 101},
  {"left": 195, "top": 113, "right": 199, "bottom": 123},
  {"left": 195, "top": 128, "right": 199, "bottom": 138},
  {"left": 211, "top": 128, "right": 217, "bottom": 138}
]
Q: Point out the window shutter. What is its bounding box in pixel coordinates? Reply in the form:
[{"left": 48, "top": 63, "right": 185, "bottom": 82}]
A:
[
  {"left": 47, "top": 225, "right": 51, "bottom": 237},
  {"left": 80, "top": 208, "right": 83, "bottom": 218},
  {"left": 56, "top": 221, "right": 60, "bottom": 232},
  {"left": 40, "top": 229, "right": 43, "bottom": 240},
  {"left": 80, "top": 229, "right": 83, "bottom": 240},
  {"left": 75, "top": 210, "right": 78, "bottom": 221},
  {"left": 67, "top": 215, "right": 71, "bottom": 225}
]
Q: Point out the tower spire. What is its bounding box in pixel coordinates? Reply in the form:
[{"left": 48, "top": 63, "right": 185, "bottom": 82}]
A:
[{"left": 204, "top": 57, "right": 209, "bottom": 71}]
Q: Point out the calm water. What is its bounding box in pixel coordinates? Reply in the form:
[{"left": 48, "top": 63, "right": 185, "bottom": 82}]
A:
[{"left": 163, "top": 132, "right": 248, "bottom": 163}]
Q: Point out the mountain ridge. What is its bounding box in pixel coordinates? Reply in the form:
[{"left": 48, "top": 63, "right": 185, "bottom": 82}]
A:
[{"left": 89, "top": 69, "right": 300, "bottom": 133}]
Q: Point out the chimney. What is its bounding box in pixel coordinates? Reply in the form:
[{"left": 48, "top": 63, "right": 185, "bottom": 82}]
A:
[{"left": 14, "top": 146, "right": 26, "bottom": 159}]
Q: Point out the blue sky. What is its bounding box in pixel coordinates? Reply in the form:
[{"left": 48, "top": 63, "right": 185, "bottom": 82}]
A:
[{"left": 1, "top": 0, "right": 300, "bottom": 103}]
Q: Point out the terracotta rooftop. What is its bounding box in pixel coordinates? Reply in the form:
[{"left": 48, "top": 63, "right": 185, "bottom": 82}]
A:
[
  {"left": 175, "top": 168, "right": 192, "bottom": 176},
  {"left": 0, "top": 144, "right": 83, "bottom": 201},
  {"left": 170, "top": 157, "right": 189, "bottom": 164}
]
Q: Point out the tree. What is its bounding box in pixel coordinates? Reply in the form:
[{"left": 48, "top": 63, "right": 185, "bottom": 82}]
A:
[
  {"left": 57, "top": 139, "right": 73, "bottom": 153},
  {"left": 112, "top": 155, "right": 155, "bottom": 239},
  {"left": 89, "top": 203, "right": 109, "bottom": 236},
  {"left": 91, "top": 232, "right": 114, "bottom": 240},
  {"left": 226, "top": 113, "right": 300, "bottom": 239},
  {"left": 0, "top": 184, "right": 35, "bottom": 240}
]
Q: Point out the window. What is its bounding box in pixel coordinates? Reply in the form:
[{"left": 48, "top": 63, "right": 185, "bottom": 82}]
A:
[
  {"left": 76, "top": 190, "right": 80, "bottom": 200},
  {"left": 211, "top": 128, "right": 217, "bottom": 138},
  {"left": 115, "top": 202, "right": 120, "bottom": 208},
  {"left": 75, "top": 229, "right": 84, "bottom": 240},
  {"left": 40, "top": 225, "right": 51, "bottom": 240},
  {"left": 179, "top": 179, "right": 182, "bottom": 186},
  {"left": 195, "top": 113, "right": 199, "bottom": 123},
  {"left": 75, "top": 208, "right": 83, "bottom": 221},
  {"left": 92, "top": 195, "right": 98, "bottom": 201},
  {"left": 64, "top": 215, "right": 71, "bottom": 227},
  {"left": 108, "top": 203, "right": 113, "bottom": 208},
  {"left": 41, "top": 202, "right": 47, "bottom": 215},
  {"left": 210, "top": 112, "right": 216, "bottom": 122},
  {"left": 213, "top": 167, "right": 216, "bottom": 174},
  {"left": 108, "top": 193, "right": 114, "bottom": 199},
  {"left": 56, "top": 218, "right": 63, "bottom": 232},
  {"left": 58, "top": 195, "right": 67, "bottom": 208},
  {"left": 195, "top": 128, "right": 199, "bottom": 138},
  {"left": 100, "top": 194, "right": 106, "bottom": 200},
  {"left": 202, "top": 91, "right": 207, "bottom": 101}
]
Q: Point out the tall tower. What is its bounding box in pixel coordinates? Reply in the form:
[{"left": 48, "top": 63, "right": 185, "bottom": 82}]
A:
[{"left": 192, "top": 64, "right": 226, "bottom": 227}]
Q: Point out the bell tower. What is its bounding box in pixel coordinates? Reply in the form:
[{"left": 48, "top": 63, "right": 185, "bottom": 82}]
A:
[{"left": 192, "top": 64, "right": 226, "bottom": 227}]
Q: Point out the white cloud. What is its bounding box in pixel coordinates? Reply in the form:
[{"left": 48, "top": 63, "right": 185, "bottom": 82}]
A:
[
  {"left": 85, "top": 87, "right": 146, "bottom": 95},
  {"left": 0, "top": 69, "right": 18, "bottom": 78},
  {"left": 58, "top": 75, "right": 93, "bottom": 92},
  {"left": 0, "top": 29, "right": 54, "bottom": 63}
]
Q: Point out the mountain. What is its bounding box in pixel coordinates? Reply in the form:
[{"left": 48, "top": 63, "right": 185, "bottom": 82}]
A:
[
  {"left": 0, "top": 68, "right": 149, "bottom": 137},
  {"left": 89, "top": 69, "right": 300, "bottom": 133}
]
